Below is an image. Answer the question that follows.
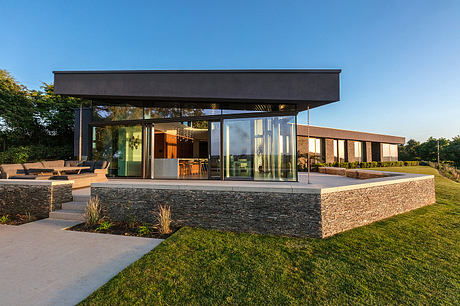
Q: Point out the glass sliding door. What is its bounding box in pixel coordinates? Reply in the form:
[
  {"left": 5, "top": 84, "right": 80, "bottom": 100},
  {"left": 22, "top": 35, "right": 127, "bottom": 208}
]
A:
[
  {"left": 223, "top": 116, "right": 296, "bottom": 181},
  {"left": 153, "top": 121, "right": 209, "bottom": 179},
  {"left": 143, "top": 124, "right": 154, "bottom": 178},
  {"left": 209, "top": 121, "right": 221, "bottom": 179},
  {"left": 224, "top": 118, "right": 254, "bottom": 179},
  {"left": 92, "top": 124, "right": 143, "bottom": 177}
]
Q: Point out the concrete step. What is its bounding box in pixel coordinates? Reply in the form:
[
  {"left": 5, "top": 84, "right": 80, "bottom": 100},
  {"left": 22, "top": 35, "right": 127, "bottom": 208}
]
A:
[
  {"left": 62, "top": 201, "right": 87, "bottom": 211},
  {"left": 49, "top": 209, "right": 85, "bottom": 221},
  {"left": 73, "top": 195, "right": 90, "bottom": 203}
]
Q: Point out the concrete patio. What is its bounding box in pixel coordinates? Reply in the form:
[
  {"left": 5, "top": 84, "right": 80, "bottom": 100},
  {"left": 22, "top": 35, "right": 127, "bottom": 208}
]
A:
[{"left": 0, "top": 218, "right": 162, "bottom": 306}]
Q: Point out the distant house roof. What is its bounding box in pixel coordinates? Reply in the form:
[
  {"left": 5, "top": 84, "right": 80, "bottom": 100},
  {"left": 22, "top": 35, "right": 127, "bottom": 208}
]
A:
[
  {"left": 53, "top": 69, "right": 341, "bottom": 111},
  {"left": 297, "top": 125, "right": 405, "bottom": 144}
]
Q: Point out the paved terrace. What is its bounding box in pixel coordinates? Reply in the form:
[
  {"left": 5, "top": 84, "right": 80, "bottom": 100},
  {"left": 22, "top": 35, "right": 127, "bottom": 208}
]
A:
[
  {"left": 0, "top": 219, "right": 162, "bottom": 306},
  {"left": 92, "top": 171, "right": 433, "bottom": 193}
]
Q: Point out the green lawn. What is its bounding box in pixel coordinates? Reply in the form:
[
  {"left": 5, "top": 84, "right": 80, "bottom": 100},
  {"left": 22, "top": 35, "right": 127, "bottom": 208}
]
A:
[{"left": 81, "top": 166, "right": 460, "bottom": 305}]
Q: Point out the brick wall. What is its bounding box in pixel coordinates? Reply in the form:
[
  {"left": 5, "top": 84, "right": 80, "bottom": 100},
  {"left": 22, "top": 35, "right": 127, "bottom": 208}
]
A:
[
  {"left": 365, "top": 141, "right": 372, "bottom": 162},
  {"left": 325, "top": 138, "right": 335, "bottom": 163},
  {"left": 296, "top": 136, "right": 308, "bottom": 155},
  {"left": 347, "top": 140, "right": 355, "bottom": 162}
]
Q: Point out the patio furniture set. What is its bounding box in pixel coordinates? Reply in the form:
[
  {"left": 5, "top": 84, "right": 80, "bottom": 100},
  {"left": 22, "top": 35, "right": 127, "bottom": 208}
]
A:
[{"left": 0, "top": 160, "right": 109, "bottom": 189}]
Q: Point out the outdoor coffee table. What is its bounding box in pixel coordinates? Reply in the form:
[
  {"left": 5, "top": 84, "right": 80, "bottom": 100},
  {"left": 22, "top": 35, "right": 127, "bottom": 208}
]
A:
[{"left": 29, "top": 166, "right": 91, "bottom": 175}]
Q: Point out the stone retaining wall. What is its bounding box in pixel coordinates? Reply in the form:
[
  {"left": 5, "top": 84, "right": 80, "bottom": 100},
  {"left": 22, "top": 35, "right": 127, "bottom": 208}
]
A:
[
  {"left": 92, "top": 187, "right": 323, "bottom": 237},
  {"left": 92, "top": 175, "right": 436, "bottom": 238},
  {"left": 0, "top": 181, "right": 73, "bottom": 218},
  {"left": 320, "top": 178, "right": 436, "bottom": 237}
]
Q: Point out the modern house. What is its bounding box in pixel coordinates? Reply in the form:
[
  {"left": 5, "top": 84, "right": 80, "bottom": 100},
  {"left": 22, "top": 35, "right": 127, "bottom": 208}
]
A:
[
  {"left": 297, "top": 125, "right": 405, "bottom": 163},
  {"left": 0, "top": 69, "right": 435, "bottom": 239},
  {"left": 54, "top": 69, "right": 341, "bottom": 181}
]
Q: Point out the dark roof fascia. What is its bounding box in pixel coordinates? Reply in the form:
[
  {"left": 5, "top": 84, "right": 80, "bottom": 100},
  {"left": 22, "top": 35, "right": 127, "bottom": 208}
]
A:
[{"left": 53, "top": 69, "right": 342, "bottom": 74}]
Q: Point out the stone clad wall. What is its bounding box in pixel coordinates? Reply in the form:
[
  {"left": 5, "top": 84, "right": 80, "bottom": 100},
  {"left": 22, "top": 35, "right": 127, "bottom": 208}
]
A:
[
  {"left": 320, "top": 177, "right": 436, "bottom": 237},
  {"left": 92, "top": 176, "right": 436, "bottom": 238},
  {"left": 51, "top": 184, "right": 73, "bottom": 211},
  {"left": 92, "top": 187, "right": 323, "bottom": 237},
  {"left": 0, "top": 182, "right": 72, "bottom": 218}
]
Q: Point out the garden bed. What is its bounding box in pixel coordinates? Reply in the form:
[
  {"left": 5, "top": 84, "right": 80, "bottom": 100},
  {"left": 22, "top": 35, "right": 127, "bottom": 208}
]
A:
[
  {"left": 0, "top": 213, "right": 40, "bottom": 225},
  {"left": 68, "top": 222, "right": 180, "bottom": 239}
]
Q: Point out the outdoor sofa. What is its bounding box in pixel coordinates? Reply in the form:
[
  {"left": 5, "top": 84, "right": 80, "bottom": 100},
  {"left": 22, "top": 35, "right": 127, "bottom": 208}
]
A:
[{"left": 0, "top": 160, "right": 108, "bottom": 189}]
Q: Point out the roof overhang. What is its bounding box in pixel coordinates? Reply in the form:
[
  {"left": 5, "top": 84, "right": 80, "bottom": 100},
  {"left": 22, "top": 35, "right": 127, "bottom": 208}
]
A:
[
  {"left": 53, "top": 69, "right": 341, "bottom": 111},
  {"left": 297, "top": 125, "right": 405, "bottom": 144}
]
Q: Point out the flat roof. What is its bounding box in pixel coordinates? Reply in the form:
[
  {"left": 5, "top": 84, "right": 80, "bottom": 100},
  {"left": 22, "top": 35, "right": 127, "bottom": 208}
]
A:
[
  {"left": 53, "top": 69, "right": 341, "bottom": 111},
  {"left": 297, "top": 125, "right": 405, "bottom": 144}
]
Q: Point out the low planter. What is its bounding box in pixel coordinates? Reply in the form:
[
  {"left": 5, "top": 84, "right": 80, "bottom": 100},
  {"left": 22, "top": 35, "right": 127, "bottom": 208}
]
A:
[
  {"left": 0, "top": 213, "right": 39, "bottom": 225},
  {"left": 67, "top": 222, "right": 180, "bottom": 239}
]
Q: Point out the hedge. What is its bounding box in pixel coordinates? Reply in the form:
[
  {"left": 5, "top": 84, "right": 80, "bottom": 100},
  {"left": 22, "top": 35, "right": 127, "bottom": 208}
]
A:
[
  {"left": 298, "top": 160, "right": 419, "bottom": 171},
  {"left": 0, "top": 145, "right": 73, "bottom": 164}
]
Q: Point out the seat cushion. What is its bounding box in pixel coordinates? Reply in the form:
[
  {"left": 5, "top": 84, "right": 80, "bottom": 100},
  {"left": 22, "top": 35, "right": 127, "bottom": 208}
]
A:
[
  {"left": 80, "top": 161, "right": 95, "bottom": 172},
  {"left": 93, "top": 161, "right": 108, "bottom": 170},
  {"left": 64, "top": 160, "right": 81, "bottom": 167},
  {"left": 42, "top": 160, "right": 65, "bottom": 168},
  {"left": 10, "top": 175, "right": 51, "bottom": 180},
  {"left": 0, "top": 164, "right": 26, "bottom": 179},
  {"left": 23, "top": 162, "right": 45, "bottom": 174},
  {"left": 51, "top": 173, "right": 97, "bottom": 180}
]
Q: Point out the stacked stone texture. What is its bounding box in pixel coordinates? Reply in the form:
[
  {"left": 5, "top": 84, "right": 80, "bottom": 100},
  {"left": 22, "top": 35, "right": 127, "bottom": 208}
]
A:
[
  {"left": 0, "top": 184, "right": 72, "bottom": 218},
  {"left": 92, "top": 177, "right": 436, "bottom": 238},
  {"left": 320, "top": 178, "right": 436, "bottom": 237}
]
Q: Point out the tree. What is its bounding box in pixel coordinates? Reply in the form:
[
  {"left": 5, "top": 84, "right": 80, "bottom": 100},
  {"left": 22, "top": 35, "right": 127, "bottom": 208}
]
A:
[
  {"left": 399, "top": 139, "right": 420, "bottom": 161},
  {"left": 445, "top": 136, "right": 460, "bottom": 166},
  {"left": 0, "top": 69, "right": 85, "bottom": 159},
  {"left": 0, "top": 70, "right": 43, "bottom": 143}
]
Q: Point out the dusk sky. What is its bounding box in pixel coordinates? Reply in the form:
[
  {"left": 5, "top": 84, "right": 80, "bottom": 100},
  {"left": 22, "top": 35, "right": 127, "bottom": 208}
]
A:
[{"left": 1, "top": 0, "right": 459, "bottom": 142}]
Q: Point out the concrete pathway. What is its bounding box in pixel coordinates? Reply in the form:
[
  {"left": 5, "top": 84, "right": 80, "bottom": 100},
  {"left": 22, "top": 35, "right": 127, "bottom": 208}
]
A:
[{"left": 0, "top": 219, "right": 162, "bottom": 306}]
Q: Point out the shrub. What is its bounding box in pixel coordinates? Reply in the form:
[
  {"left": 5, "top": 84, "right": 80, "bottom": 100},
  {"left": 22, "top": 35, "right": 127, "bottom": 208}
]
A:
[
  {"left": 85, "top": 196, "right": 101, "bottom": 227},
  {"left": 155, "top": 204, "right": 172, "bottom": 235},
  {"left": 303, "top": 161, "right": 419, "bottom": 171},
  {"left": 96, "top": 220, "right": 113, "bottom": 232},
  {"left": 0, "top": 215, "right": 9, "bottom": 224},
  {"left": 0, "top": 144, "right": 73, "bottom": 164},
  {"left": 0, "top": 146, "right": 30, "bottom": 164},
  {"left": 138, "top": 224, "right": 153, "bottom": 236}
]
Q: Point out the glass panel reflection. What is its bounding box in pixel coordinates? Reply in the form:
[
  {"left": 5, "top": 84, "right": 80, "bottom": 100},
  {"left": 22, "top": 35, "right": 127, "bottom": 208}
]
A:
[
  {"left": 92, "top": 125, "right": 143, "bottom": 177},
  {"left": 93, "top": 106, "right": 143, "bottom": 122},
  {"left": 209, "top": 122, "right": 221, "bottom": 178},
  {"left": 144, "top": 107, "right": 182, "bottom": 119},
  {"left": 154, "top": 121, "right": 209, "bottom": 179},
  {"left": 223, "top": 116, "right": 296, "bottom": 181}
]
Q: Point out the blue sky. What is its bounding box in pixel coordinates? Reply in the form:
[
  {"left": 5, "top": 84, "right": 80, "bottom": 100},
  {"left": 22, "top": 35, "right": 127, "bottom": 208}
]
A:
[{"left": 1, "top": 0, "right": 459, "bottom": 142}]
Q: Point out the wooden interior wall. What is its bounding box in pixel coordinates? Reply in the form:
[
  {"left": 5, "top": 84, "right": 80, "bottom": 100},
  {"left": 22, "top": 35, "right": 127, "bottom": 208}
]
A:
[{"left": 154, "top": 132, "right": 199, "bottom": 158}]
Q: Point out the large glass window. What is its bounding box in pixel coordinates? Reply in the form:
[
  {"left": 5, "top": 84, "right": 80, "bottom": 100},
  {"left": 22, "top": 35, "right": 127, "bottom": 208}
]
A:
[
  {"left": 382, "top": 143, "right": 398, "bottom": 161},
  {"left": 223, "top": 116, "right": 296, "bottom": 181},
  {"left": 209, "top": 121, "right": 221, "bottom": 178},
  {"left": 181, "top": 108, "right": 221, "bottom": 117},
  {"left": 144, "top": 107, "right": 182, "bottom": 119},
  {"left": 309, "top": 138, "right": 321, "bottom": 154},
  {"left": 308, "top": 137, "right": 322, "bottom": 163},
  {"left": 153, "top": 121, "right": 209, "bottom": 179},
  {"left": 334, "top": 139, "right": 346, "bottom": 162},
  {"left": 354, "top": 141, "right": 363, "bottom": 162},
  {"left": 92, "top": 125, "right": 143, "bottom": 177},
  {"left": 93, "top": 106, "right": 143, "bottom": 122}
]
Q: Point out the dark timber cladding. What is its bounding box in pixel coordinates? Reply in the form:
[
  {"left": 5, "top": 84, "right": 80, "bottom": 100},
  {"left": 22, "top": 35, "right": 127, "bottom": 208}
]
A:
[{"left": 53, "top": 69, "right": 341, "bottom": 110}]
